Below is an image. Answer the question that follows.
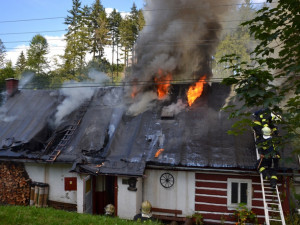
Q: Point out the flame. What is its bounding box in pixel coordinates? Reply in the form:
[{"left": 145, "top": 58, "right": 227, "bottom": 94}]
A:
[
  {"left": 155, "top": 148, "right": 164, "bottom": 158},
  {"left": 154, "top": 70, "right": 172, "bottom": 99},
  {"left": 187, "top": 75, "right": 207, "bottom": 106},
  {"left": 131, "top": 79, "right": 138, "bottom": 98}
]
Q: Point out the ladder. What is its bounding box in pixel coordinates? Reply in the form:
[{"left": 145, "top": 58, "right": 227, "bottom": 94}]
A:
[
  {"left": 46, "top": 101, "right": 91, "bottom": 162},
  {"left": 254, "top": 133, "right": 286, "bottom": 225},
  {"left": 259, "top": 173, "right": 286, "bottom": 225}
]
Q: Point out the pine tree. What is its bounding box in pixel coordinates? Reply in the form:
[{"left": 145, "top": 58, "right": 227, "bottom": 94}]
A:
[
  {"left": 89, "top": 0, "right": 106, "bottom": 59},
  {"left": 108, "top": 9, "right": 122, "bottom": 65},
  {"left": 64, "top": 0, "right": 90, "bottom": 76},
  {"left": 15, "top": 51, "right": 27, "bottom": 75},
  {"left": 26, "top": 34, "right": 49, "bottom": 74}
]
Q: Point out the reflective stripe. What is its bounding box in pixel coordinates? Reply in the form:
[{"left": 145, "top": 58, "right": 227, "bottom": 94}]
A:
[
  {"left": 259, "top": 167, "right": 265, "bottom": 172},
  {"left": 254, "top": 121, "right": 262, "bottom": 125},
  {"left": 271, "top": 176, "right": 278, "bottom": 180}
]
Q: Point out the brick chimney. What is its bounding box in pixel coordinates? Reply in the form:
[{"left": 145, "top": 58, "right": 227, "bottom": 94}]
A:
[{"left": 5, "top": 78, "right": 19, "bottom": 97}]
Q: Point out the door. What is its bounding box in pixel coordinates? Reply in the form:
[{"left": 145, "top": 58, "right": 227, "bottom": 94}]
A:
[{"left": 83, "top": 175, "right": 93, "bottom": 214}]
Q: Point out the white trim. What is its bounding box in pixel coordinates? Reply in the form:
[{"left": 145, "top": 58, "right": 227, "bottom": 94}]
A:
[
  {"left": 195, "top": 193, "right": 227, "bottom": 198},
  {"left": 196, "top": 179, "right": 227, "bottom": 184},
  {"left": 195, "top": 202, "right": 227, "bottom": 207},
  {"left": 196, "top": 187, "right": 227, "bottom": 192},
  {"left": 227, "top": 178, "right": 252, "bottom": 209},
  {"left": 195, "top": 211, "right": 233, "bottom": 215},
  {"left": 204, "top": 219, "right": 236, "bottom": 224}
]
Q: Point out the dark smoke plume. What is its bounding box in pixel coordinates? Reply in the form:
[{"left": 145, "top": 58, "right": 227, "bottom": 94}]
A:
[{"left": 126, "top": 0, "right": 233, "bottom": 115}]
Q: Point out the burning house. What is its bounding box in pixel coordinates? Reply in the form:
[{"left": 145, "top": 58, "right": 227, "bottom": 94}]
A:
[
  {"left": 0, "top": 0, "right": 298, "bottom": 224},
  {"left": 0, "top": 76, "right": 298, "bottom": 224}
]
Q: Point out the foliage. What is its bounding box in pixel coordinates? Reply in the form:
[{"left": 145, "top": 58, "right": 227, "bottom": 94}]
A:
[
  {"left": 0, "top": 205, "right": 162, "bottom": 225},
  {"left": 64, "top": 0, "right": 90, "bottom": 76},
  {"left": 15, "top": 51, "right": 27, "bottom": 76},
  {"left": 220, "top": 0, "right": 300, "bottom": 152},
  {"left": 0, "top": 61, "right": 16, "bottom": 88},
  {"left": 192, "top": 213, "right": 204, "bottom": 225},
  {"left": 0, "top": 39, "right": 6, "bottom": 69},
  {"left": 95, "top": 10, "right": 110, "bottom": 59},
  {"left": 26, "top": 34, "right": 49, "bottom": 75},
  {"left": 233, "top": 204, "right": 258, "bottom": 225},
  {"left": 89, "top": 0, "right": 106, "bottom": 59},
  {"left": 213, "top": 0, "right": 256, "bottom": 79}
]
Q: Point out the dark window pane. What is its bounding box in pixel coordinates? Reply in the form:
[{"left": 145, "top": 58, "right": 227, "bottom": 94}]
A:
[
  {"left": 240, "top": 183, "right": 248, "bottom": 204},
  {"left": 231, "top": 182, "right": 238, "bottom": 203}
]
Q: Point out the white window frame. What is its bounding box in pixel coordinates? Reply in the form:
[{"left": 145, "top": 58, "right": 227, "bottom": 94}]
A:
[{"left": 227, "top": 178, "right": 252, "bottom": 210}]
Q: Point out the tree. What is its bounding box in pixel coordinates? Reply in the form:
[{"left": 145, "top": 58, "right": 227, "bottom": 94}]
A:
[
  {"left": 64, "top": 0, "right": 90, "bottom": 76},
  {"left": 95, "top": 10, "right": 110, "bottom": 59},
  {"left": 26, "top": 34, "right": 49, "bottom": 74},
  {"left": 15, "top": 51, "right": 27, "bottom": 75},
  {"left": 119, "top": 3, "right": 145, "bottom": 66},
  {"left": 108, "top": 9, "right": 122, "bottom": 67},
  {"left": 89, "top": 0, "right": 106, "bottom": 59},
  {"left": 0, "top": 39, "right": 6, "bottom": 69},
  {"left": 220, "top": 0, "right": 300, "bottom": 151},
  {"left": 213, "top": 0, "right": 256, "bottom": 79}
]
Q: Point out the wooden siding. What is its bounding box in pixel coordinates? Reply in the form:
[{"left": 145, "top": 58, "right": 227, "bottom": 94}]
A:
[{"left": 194, "top": 172, "right": 290, "bottom": 225}]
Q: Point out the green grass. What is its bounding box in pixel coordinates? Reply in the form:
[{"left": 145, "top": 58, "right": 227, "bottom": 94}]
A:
[{"left": 0, "top": 205, "right": 162, "bottom": 225}]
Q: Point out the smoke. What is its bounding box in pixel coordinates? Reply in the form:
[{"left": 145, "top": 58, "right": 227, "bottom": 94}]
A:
[
  {"left": 19, "top": 72, "right": 34, "bottom": 89},
  {"left": 53, "top": 69, "right": 109, "bottom": 127},
  {"left": 0, "top": 107, "right": 16, "bottom": 122},
  {"left": 125, "top": 0, "right": 233, "bottom": 115}
]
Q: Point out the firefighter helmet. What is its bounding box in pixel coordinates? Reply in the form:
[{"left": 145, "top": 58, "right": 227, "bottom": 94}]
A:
[
  {"left": 105, "top": 204, "right": 115, "bottom": 215},
  {"left": 262, "top": 126, "right": 272, "bottom": 138},
  {"left": 141, "top": 200, "right": 152, "bottom": 214}
]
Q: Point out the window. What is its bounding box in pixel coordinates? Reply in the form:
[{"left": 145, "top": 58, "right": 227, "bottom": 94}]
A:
[{"left": 227, "top": 178, "right": 252, "bottom": 209}]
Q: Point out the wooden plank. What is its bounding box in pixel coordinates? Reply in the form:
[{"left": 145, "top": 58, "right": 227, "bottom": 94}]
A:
[{"left": 152, "top": 207, "right": 182, "bottom": 215}]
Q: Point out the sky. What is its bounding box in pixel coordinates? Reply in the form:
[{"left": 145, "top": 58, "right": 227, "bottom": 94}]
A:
[
  {"left": 0, "top": 0, "right": 145, "bottom": 66},
  {"left": 0, "top": 0, "right": 268, "bottom": 67}
]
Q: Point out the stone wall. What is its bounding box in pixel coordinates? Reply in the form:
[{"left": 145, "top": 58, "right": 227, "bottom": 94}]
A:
[{"left": 0, "top": 162, "right": 31, "bottom": 205}]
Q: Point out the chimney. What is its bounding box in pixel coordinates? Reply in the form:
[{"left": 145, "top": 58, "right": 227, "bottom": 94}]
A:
[{"left": 5, "top": 78, "right": 19, "bottom": 97}]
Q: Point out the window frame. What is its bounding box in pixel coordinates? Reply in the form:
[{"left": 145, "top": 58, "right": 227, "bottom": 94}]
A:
[{"left": 227, "top": 178, "right": 252, "bottom": 210}]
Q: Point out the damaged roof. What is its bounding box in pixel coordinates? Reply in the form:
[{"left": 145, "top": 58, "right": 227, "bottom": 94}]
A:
[{"left": 0, "top": 83, "right": 296, "bottom": 176}]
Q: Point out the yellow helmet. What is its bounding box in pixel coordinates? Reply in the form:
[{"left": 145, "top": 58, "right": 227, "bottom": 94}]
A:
[
  {"left": 141, "top": 200, "right": 152, "bottom": 214},
  {"left": 105, "top": 204, "right": 115, "bottom": 215},
  {"left": 262, "top": 126, "right": 272, "bottom": 137}
]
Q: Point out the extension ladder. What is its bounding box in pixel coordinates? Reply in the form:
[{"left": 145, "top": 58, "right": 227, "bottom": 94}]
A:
[
  {"left": 259, "top": 173, "right": 286, "bottom": 225},
  {"left": 46, "top": 101, "right": 91, "bottom": 162},
  {"left": 254, "top": 133, "right": 286, "bottom": 225}
]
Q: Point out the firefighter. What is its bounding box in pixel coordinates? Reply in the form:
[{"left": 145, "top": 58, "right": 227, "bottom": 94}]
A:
[
  {"left": 133, "top": 200, "right": 155, "bottom": 222},
  {"left": 256, "top": 127, "right": 280, "bottom": 189},
  {"left": 104, "top": 204, "right": 115, "bottom": 217}
]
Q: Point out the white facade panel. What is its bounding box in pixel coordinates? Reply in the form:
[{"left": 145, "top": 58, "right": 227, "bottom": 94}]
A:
[
  {"left": 25, "top": 163, "right": 78, "bottom": 205},
  {"left": 143, "top": 169, "right": 195, "bottom": 216},
  {"left": 117, "top": 177, "right": 143, "bottom": 219}
]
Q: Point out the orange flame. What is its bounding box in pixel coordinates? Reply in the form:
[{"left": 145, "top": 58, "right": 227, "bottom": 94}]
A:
[
  {"left": 131, "top": 79, "right": 138, "bottom": 98},
  {"left": 155, "top": 148, "right": 164, "bottom": 158},
  {"left": 154, "top": 70, "right": 172, "bottom": 99},
  {"left": 187, "top": 75, "right": 207, "bottom": 106}
]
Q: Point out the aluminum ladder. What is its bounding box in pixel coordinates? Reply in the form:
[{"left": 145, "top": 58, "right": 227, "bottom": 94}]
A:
[
  {"left": 254, "top": 134, "right": 286, "bottom": 225},
  {"left": 46, "top": 101, "right": 91, "bottom": 162},
  {"left": 259, "top": 173, "right": 286, "bottom": 225}
]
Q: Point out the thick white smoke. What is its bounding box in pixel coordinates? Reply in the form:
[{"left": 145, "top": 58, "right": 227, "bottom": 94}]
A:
[{"left": 53, "top": 69, "right": 109, "bottom": 127}]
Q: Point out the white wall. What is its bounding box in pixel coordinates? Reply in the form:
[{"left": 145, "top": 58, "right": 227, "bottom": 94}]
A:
[
  {"left": 143, "top": 169, "right": 195, "bottom": 216},
  {"left": 117, "top": 177, "right": 143, "bottom": 219},
  {"left": 25, "top": 163, "right": 82, "bottom": 206}
]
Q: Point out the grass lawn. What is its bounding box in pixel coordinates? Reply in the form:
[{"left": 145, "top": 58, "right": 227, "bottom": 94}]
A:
[{"left": 0, "top": 205, "right": 162, "bottom": 225}]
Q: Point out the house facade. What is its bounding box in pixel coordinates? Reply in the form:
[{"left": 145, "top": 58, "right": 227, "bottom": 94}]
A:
[{"left": 0, "top": 79, "right": 297, "bottom": 224}]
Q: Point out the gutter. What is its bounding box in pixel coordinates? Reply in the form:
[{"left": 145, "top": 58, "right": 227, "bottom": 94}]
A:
[{"left": 146, "top": 164, "right": 298, "bottom": 176}]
